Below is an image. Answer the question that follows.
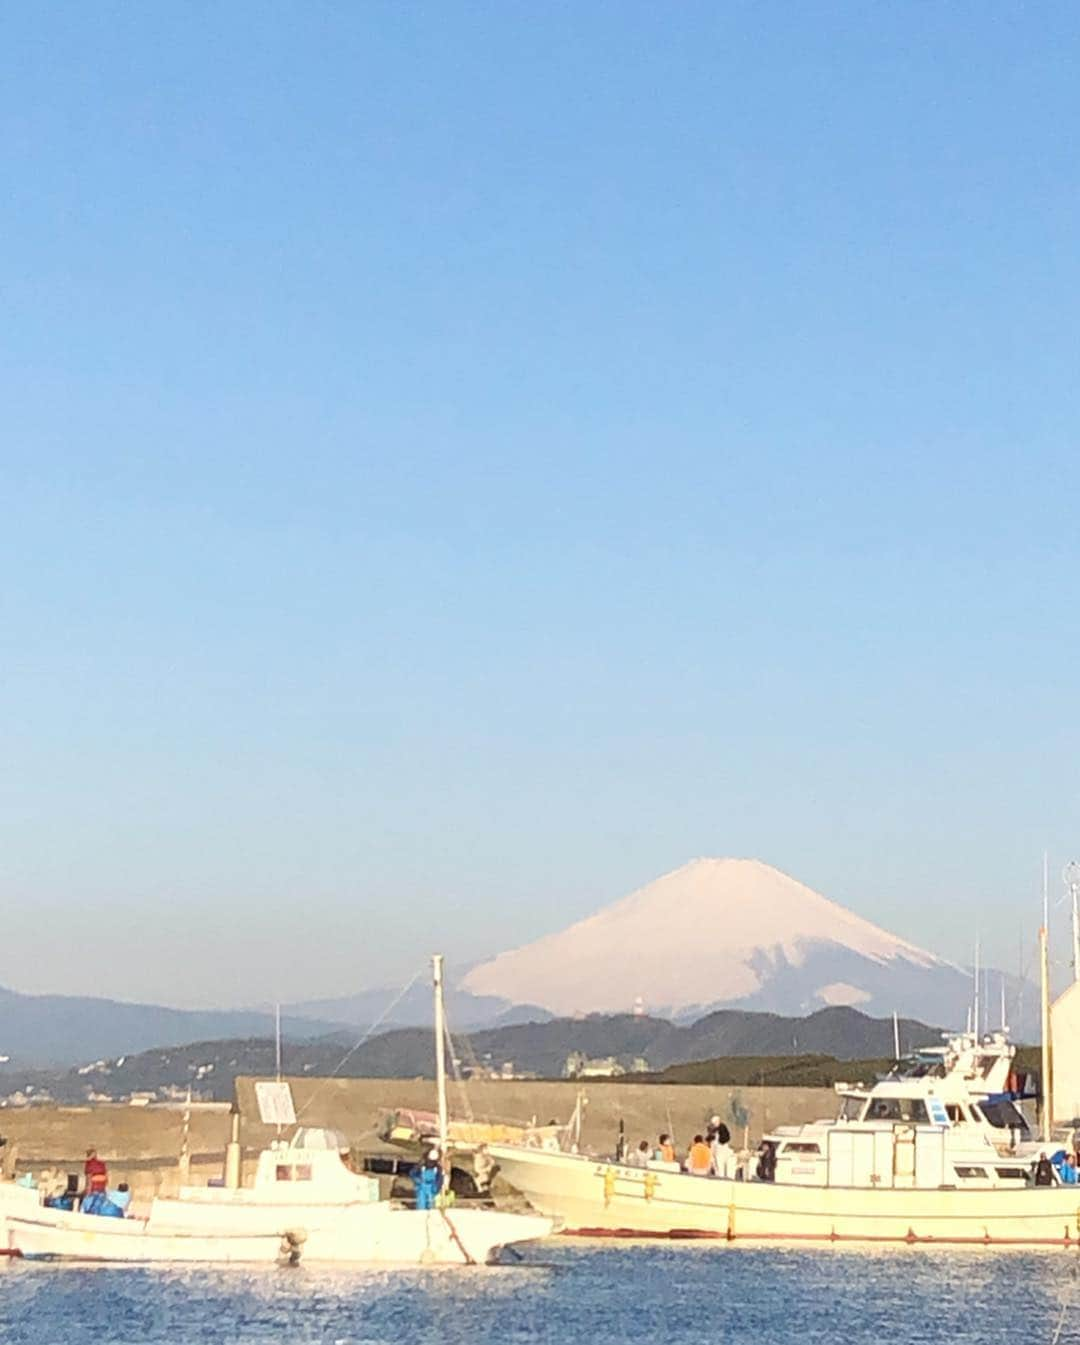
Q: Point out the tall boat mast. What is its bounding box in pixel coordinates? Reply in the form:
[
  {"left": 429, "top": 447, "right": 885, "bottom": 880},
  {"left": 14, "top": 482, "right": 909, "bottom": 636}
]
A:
[
  {"left": 274, "top": 1001, "right": 283, "bottom": 1137},
  {"left": 1040, "top": 855, "right": 1053, "bottom": 1142},
  {"left": 433, "top": 954, "right": 449, "bottom": 1162}
]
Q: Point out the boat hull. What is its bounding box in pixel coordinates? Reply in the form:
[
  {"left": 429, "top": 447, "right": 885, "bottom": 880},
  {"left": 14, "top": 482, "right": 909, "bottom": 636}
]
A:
[
  {"left": 5, "top": 1207, "right": 297, "bottom": 1264},
  {"left": 486, "top": 1146, "right": 1080, "bottom": 1248},
  {"left": 151, "top": 1193, "right": 553, "bottom": 1265}
]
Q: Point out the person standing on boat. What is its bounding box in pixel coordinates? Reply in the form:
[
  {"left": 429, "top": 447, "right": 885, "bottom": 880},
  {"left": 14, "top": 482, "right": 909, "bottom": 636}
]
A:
[
  {"left": 756, "top": 1140, "right": 777, "bottom": 1182},
  {"left": 710, "top": 1123, "right": 735, "bottom": 1178},
  {"left": 413, "top": 1148, "right": 443, "bottom": 1210},
  {"left": 83, "top": 1148, "right": 108, "bottom": 1199}
]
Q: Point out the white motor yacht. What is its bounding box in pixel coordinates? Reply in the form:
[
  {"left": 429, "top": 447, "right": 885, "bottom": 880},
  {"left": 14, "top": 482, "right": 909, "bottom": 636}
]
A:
[{"left": 483, "top": 1027, "right": 1080, "bottom": 1247}]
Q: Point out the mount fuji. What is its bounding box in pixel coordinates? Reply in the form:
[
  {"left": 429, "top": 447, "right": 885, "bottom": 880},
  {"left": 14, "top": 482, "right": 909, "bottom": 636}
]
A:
[{"left": 462, "top": 858, "right": 1000, "bottom": 1031}]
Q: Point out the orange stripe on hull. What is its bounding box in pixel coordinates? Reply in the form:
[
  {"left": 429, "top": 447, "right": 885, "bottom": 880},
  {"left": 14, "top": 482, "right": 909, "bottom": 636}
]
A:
[{"left": 561, "top": 1227, "right": 1080, "bottom": 1247}]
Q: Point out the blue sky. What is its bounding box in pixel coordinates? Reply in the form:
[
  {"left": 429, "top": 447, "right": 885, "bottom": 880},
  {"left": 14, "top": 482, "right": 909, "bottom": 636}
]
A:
[{"left": 3, "top": 3, "right": 1079, "bottom": 1006}]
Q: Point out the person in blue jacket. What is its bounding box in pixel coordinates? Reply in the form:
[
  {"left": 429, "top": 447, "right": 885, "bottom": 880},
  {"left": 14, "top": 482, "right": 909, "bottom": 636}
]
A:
[{"left": 413, "top": 1149, "right": 443, "bottom": 1210}]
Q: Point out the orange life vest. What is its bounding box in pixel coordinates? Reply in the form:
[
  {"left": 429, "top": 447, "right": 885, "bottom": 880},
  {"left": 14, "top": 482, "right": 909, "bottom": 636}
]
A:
[{"left": 687, "top": 1141, "right": 711, "bottom": 1173}]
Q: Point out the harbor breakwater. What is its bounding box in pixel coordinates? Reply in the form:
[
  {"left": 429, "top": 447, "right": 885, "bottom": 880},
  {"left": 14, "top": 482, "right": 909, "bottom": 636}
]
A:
[{"left": 0, "top": 1078, "right": 838, "bottom": 1203}]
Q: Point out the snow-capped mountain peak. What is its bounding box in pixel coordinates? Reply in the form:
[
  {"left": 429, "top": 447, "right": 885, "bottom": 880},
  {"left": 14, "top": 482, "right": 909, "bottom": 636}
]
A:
[{"left": 462, "top": 858, "right": 967, "bottom": 1022}]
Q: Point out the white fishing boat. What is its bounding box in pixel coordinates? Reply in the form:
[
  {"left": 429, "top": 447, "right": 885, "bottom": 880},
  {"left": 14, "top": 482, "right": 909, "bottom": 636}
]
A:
[
  {"left": 4, "top": 1202, "right": 301, "bottom": 1264},
  {"left": 0, "top": 1180, "right": 57, "bottom": 1256},
  {"left": 484, "top": 1020, "right": 1080, "bottom": 1247},
  {"left": 149, "top": 955, "right": 554, "bottom": 1264},
  {"left": 149, "top": 1123, "right": 551, "bottom": 1264},
  {"left": 0, "top": 1181, "right": 50, "bottom": 1221}
]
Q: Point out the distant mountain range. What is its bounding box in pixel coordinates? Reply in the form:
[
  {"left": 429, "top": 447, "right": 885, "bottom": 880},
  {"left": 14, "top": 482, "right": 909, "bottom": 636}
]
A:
[
  {"left": 322, "top": 1004, "right": 944, "bottom": 1082},
  {"left": 0, "top": 985, "right": 346, "bottom": 1068},
  {"left": 1, "top": 1005, "right": 943, "bottom": 1104},
  {"left": 284, "top": 982, "right": 553, "bottom": 1033}
]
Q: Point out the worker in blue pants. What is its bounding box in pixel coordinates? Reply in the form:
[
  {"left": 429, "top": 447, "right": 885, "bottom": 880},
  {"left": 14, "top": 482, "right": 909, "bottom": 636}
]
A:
[{"left": 413, "top": 1148, "right": 443, "bottom": 1210}]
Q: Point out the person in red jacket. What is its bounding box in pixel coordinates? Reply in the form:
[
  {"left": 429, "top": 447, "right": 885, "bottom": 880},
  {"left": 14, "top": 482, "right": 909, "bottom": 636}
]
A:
[{"left": 84, "top": 1147, "right": 108, "bottom": 1195}]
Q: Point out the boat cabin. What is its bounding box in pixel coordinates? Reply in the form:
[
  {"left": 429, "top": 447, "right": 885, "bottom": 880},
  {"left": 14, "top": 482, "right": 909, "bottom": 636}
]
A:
[
  {"left": 762, "top": 1030, "right": 1038, "bottom": 1192},
  {"left": 173, "top": 1128, "right": 382, "bottom": 1208},
  {"left": 248, "top": 1129, "right": 381, "bottom": 1203}
]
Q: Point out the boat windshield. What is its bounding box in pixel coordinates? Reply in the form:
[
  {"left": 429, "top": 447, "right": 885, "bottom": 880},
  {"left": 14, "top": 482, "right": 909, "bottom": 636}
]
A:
[
  {"left": 975, "top": 1099, "right": 1029, "bottom": 1131},
  {"left": 839, "top": 1096, "right": 866, "bottom": 1121},
  {"left": 896, "top": 1054, "right": 946, "bottom": 1079},
  {"left": 864, "top": 1097, "right": 930, "bottom": 1124}
]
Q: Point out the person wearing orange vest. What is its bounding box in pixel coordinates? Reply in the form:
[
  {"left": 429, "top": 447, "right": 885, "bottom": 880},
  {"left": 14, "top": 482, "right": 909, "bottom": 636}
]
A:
[{"left": 686, "top": 1134, "right": 712, "bottom": 1176}]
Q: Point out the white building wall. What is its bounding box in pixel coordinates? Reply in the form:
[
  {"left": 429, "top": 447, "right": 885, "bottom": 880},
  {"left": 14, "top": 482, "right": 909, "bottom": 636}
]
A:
[{"left": 1051, "top": 981, "right": 1080, "bottom": 1123}]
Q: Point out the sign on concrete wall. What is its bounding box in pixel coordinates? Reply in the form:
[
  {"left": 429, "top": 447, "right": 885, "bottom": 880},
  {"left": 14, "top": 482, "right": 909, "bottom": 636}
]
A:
[{"left": 254, "top": 1080, "right": 296, "bottom": 1126}]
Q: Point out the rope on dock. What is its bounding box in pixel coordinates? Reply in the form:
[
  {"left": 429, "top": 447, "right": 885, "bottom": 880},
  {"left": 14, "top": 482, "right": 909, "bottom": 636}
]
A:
[{"left": 438, "top": 1208, "right": 475, "bottom": 1265}]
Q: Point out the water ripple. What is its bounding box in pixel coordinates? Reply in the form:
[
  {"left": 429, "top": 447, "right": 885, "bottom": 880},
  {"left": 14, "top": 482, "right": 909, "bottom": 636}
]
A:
[{"left": 2, "top": 1243, "right": 1076, "bottom": 1345}]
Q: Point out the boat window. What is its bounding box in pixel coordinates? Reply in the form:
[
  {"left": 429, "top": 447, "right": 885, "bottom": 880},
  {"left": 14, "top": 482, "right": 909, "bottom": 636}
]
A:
[
  {"left": 865, "top": 1098, "right": 930, "bottom": 1124},
  {"left": 275, "top": 1164, "right": 313, "bottom": 1182},
  {"left": 995, "top": 1167, "right": 1027, "bottom": 1180},
  {"left": 953, "top": 1166, "right": 988, "bottom": 1179},
  {"left": 781, "top": 1142, "right": 821, "bottom": 1155},
  {"left": 839, "top": 1097, "right": 866, "bottom": 1121},
  {"left": 945, "top": 1104, "right": 967, "bottom": 1124},
  {"left": 905, "top": 1057, "right": 946, "bottom": 1079},
  {"left": 977, "top": 1100, "right": 1028, "bottom": 1131}
]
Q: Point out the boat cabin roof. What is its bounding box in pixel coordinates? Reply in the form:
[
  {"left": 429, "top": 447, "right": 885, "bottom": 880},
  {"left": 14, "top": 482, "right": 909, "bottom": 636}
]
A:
[{"left": 287, "top": 1127, "right": 349, "bottom": 1152}]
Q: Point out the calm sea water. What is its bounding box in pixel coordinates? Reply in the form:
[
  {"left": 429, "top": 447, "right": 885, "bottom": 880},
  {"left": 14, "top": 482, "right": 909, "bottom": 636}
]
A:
[{"left": 2, "top": 1243, "right": 1076, "bottom": 1345}]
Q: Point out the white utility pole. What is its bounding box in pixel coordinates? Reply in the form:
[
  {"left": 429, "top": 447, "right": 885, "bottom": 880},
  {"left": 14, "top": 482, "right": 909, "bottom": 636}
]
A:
[
  {"left": 1065, "top": 862, "right": 1080, "bottom": 983},
  {"left": 1040, "top": 921, "right": 1053, "bottom": 1142}
]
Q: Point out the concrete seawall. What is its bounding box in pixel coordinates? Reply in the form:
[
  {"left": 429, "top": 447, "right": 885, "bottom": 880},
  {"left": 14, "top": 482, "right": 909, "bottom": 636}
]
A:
[
  {"left": 0, "top": 1078, "right": 840, "bottom": 1202},
  {"left": 234, "top": 1076, "right": 839, "bottom": 1156}
]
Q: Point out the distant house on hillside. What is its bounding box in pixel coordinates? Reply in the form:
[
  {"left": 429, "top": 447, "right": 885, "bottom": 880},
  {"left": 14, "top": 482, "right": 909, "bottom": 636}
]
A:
[
  {"left": 564, "top": 1052, "right": 648, "bottom": 1079},
  {"left": 460, "top": 1057, "right": 537, "bottom": 1082},
  {"left": 1, "top": 1087, "right": 54, "bottom": 1108}
]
